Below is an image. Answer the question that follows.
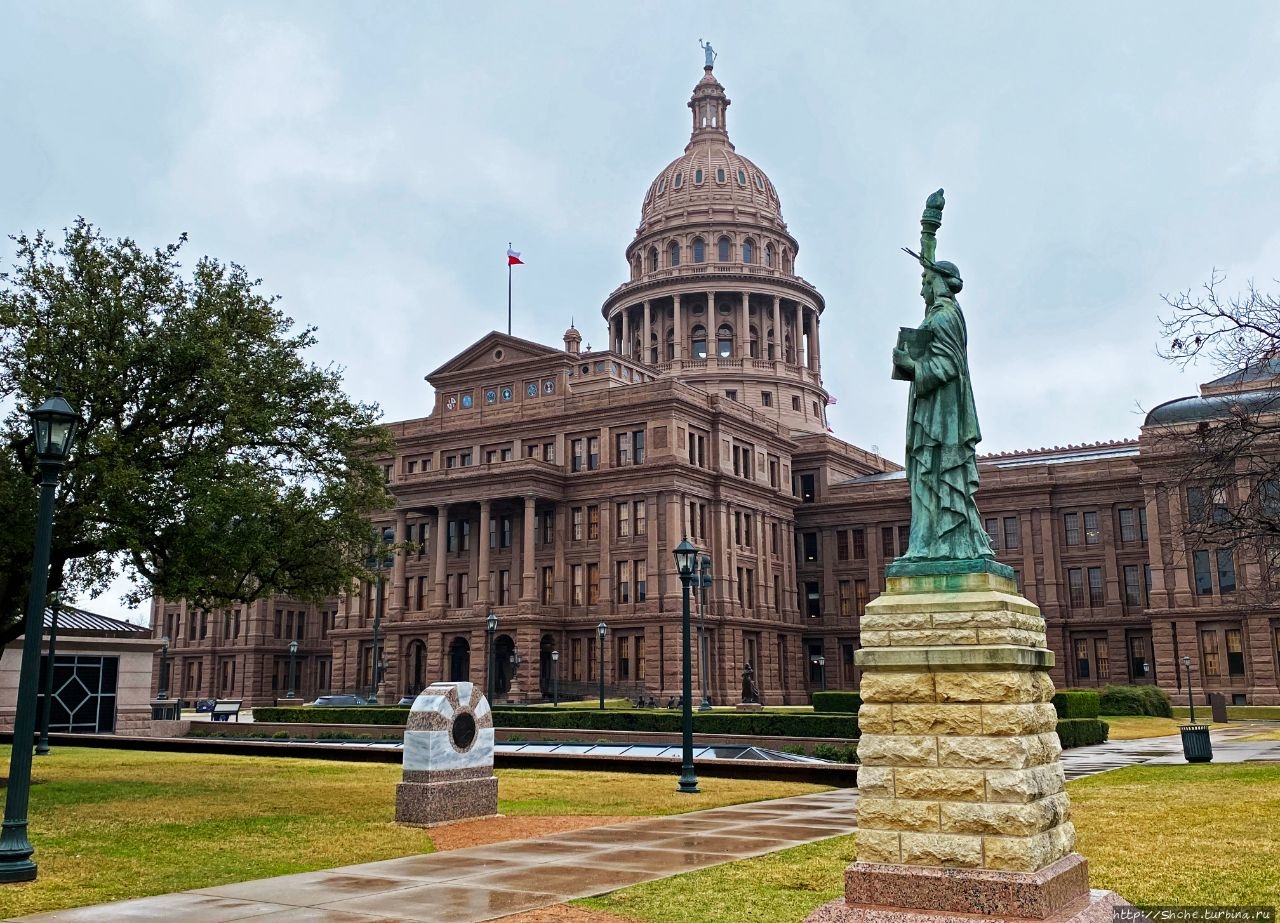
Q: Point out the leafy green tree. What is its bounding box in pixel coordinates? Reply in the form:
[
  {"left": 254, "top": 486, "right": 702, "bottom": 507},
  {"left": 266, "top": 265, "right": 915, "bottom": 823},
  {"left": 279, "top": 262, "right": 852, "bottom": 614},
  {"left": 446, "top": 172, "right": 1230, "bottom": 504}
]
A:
[{"left": 0, "top": 219, "right": 390, "bottom": 644}]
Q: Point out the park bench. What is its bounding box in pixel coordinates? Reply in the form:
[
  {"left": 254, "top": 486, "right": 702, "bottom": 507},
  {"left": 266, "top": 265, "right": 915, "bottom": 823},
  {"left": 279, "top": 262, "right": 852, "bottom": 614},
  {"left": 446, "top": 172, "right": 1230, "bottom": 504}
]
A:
[{"left": 210, "top": 700, "right": 243, "bottom": 722}]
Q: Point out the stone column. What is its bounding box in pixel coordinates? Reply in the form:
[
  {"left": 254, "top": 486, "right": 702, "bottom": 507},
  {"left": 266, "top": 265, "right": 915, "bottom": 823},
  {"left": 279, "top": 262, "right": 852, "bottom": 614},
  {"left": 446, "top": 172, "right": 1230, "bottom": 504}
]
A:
[
  {"left": 811, "top": 307, "right": 822, "bottom": 374},
  {"left": 391, "top": 510, "right": 408, "bottom": 613},
  {"left": 621, "top": 309, "right": 630, "bottom": 357},
  {"left": 806, "top": 559, "right": 1129, "bottom": 923},
  {"left": 477, "top": 499, "right": 492, "bottom": 605},
  {"left": 521, "top": 495, "right": 537, "bottom": 602},
  {"left": 804, "top": 307, "right": 814, "bottom": 368},
  {"left": 432, "top": 507, "right": 448, "bottom": 609},
  {"left": 771, "top": 296, "right": 782, "bottom": 362},
  {"left": 739, "top": 291, "right": 750, "bottom": 358},
  {"left": 642, "top": 300, "right": 652, "bottom": 363},
  {"left": 673, "top": 295, "right": 684, "bottom": 361}
]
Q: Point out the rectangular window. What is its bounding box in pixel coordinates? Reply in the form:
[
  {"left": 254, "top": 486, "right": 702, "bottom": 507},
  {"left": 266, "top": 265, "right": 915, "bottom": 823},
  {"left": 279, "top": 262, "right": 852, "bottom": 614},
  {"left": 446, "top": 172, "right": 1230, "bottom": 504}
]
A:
[
  {"left": 460, "top": 520, "right": 471, "bottom": 552},
  {"left": 1123, "top": 565, "right": 1141, "bottom": 607},
  {"left": 460, "top": 451, "right": 472, "bottom": 467},
  {"left": 635, "top": 560, "right": 647, "bottom": 602},
  {"left": 616, "top": 432, "right": 630, "bottom": 466},
  {"left": 1217, "top": 549, "right": 1237, "bottom": 594},
  {"left": 1200, "top": 629, "right": 1221, "bottom": 677},
  {"left": 1075, "top": 638, "right": 1090, "bottom": 679},
  {"left": 588, "top": 505, "right": 600, "bottom": 541},
  {"left": 617, "top": 502, "right": 631, "bottom": 538},
  {"left": 771, "top": 521, "right": 781, "bottom": 556},
  {"left": 1064, "top": 513, "right": 1080, "bottom": 546},
  {"left": 1193, "top": 550, "right": 1213, "bottom": 596},
  {"left": 855, "top": 579, "right": 869, "bottom": 616},
  {"left": 616, "top": 560, "right": 630, "bottom": 604},
  {"left": 804, "top": 580, "right": 821, "bottom": 618},
  {"left": 544, "top": 441, "right": 556, "bottom": 463},
  {"left": 571, "top": 638, "right": 583, "bottom": 681},
  {"left": 1187, "top": 487, "right": 1206, "bottom": 524},
  {"left": 1067, "top": 568, "right": 1085, "bottom": 608},
  {"left": 587, "top": 563, "right": 600, "bottom": 605},
  {"left": 571, "top": 565, "right": 584, "bottom": 606},
  {"left": 838, "top": 579, "right": 851, "bottom": 616},
  {"left": 1129, "top": 635, "right": 1149, "bottom": 679},
  {"left": 898, "top": 525, "right": 911, "bottom": 556},
  {"left": 572, "top": 507, "right": 584, "bottom": 541},
  {"left": 1088, "top": 566, "right": 1104, "bottom": 607},
  {"left": 882, "top": 526, "right": 895, "bottom": 559},
  {"left": 1003, "top": 516, "right": 1020, "bottom": 550},
  {"left": 984, "top": 517, "right": 999, "bottom": 548},
  {"left": 1118, "top": 508, "right": 1138, "bottom": 543},
  {"left": 761, "top": 391, "right": 772, "bottom": 407},
  {"left": 633, "top": 429, "right": 645, "bottom": 464},
  {"left": 1095, "top": 638, "right": 1111, "bottom": 680},
  {"left": 1139, "top": 506, "right": 1148, "bottom": 542},
  {"left": 273, "top": 609, "right": 282, "bottom": 640},
  {"left": 500, "top": 516, "right": 513, "bottom": 549},
  {"left": 1225, "top": 628, "right": 1245, "bottom": 677},
  {"left": 539, "top": 510, "right": 554, "bottom": 545},
  {"left": 498, "top": 569, "right": 512, "bottom": 605},
  {"left": 802, "top": 532, "right": 819, "bottom": 562},
  {"left": 852, "top": 528, "right": 866, "bottom": 560},
  {"left": 634, "top": 500, "right": 646, "bottom": 536},
  {"left": 540, "top": 566, "right": 554, "bottom": 605},
  {"left": 571, "top": 438, "right": 584, "bottom": 472},
  {"left": 836, "top": 531, "right": 850, "bottom": 560},
  {"left": 769, "top": 457, "right": 779, "bottom": 487},
  {"left": 587, "top": 436, "right": 600, "bottom": 471},
  {"left": 1083, "top": 511, "right": 1101, "bottom": 545}
]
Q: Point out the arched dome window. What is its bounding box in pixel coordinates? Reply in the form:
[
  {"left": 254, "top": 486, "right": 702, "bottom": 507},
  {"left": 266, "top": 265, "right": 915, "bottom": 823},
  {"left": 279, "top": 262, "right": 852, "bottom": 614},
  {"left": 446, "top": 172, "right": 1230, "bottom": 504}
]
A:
[
  {"left": 718, "top": 236, "right": 731, "bottom": 262},
  {"left": 657, "top": 178, "right": 666, "bottom": 194},
  {"left": 782, "top": 249, "right": 793, "bottom": 274},
  {"left": 691, "top": 325, "right": 708, "bottom": 360},
  {"left": 749, "top": 325, "right": 760, "bottom": 359},
  {"left": 765, "top": 244, "right": 775, "bottom": 268},
  {"left": 674, "top": 172, "right": 683, "bottom": 189},
  {"left": 669, "top": 241, "right": 681, "bottom": 267},
  {"left": 717, "top": 324, "right": 734, "bottom": 359},
  {"left": 650, "top": 331, "right": 660, "bottom": 364},
  {"left": 742, "top": 239, "right": 755, "bottom": 264},
  {"left": 737, "top": 169, "right": 747, "bottom": 185},
  {"left": 648, "top": 247, "right": 659, "bottom": 273},
  {"left": 665, "top": 327, "right": 675, "bottom": 361},
  {"left": 766, "top": 327, "right": 776, "bottom": 360},
  {"left": 716, "top": 167, "right": 726, "bottom": 183},
  {"left": 694, "top": 168, "right": 704, "bottom": 185},
  {"left": 692, "top": 237, "right": 706, "bottom": 263}
]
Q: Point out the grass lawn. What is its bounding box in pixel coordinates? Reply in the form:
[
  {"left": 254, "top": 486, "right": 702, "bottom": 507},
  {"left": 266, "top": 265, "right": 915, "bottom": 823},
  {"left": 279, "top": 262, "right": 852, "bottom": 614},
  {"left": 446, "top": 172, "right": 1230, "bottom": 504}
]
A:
[
  {"left": 0, "top": 746, "right": 827, "bottom": 919},
  {"left": 1101, "top": 715, "right": 1229, "bottom": 739},
  {"left": 1237, "top": 729, "right": 1280, "bottom": 741},
  {"left": 1172, "top": 705, "right": 1280, "bottom": 721},
  {"left": 579, "top": 763, "right": 1280, "bottom": 920}
]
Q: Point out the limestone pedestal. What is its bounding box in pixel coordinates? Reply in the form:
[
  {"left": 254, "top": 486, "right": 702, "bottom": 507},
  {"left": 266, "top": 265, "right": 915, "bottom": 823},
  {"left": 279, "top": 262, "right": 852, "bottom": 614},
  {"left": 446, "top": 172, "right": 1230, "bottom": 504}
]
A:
[
  {"left": 806, "top": 561, "right": 1128, "bottom": 923},
  {"left": 394, "top": 681, "right": 497, "bottom": 827}
]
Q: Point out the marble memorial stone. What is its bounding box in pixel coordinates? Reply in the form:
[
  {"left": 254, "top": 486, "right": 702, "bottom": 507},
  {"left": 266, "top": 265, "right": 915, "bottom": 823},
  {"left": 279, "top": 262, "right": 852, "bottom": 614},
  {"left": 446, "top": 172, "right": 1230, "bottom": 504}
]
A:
[{"left": 394, "top": 681, "right": 498, "bottom": 826}]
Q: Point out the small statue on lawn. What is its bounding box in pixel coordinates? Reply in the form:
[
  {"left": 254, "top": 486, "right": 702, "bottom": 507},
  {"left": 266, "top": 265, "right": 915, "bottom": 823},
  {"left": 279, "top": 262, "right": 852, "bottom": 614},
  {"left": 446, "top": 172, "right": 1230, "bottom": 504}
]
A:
[{"left": 741, "top": 662, "right": 761, "bottom": 704}]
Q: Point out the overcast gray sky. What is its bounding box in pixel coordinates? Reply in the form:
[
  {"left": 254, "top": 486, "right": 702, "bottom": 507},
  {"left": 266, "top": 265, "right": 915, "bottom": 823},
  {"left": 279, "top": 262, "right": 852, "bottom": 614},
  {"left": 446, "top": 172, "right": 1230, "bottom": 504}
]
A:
[{"left": 4, "top": 2, "right": 1278, "bottom": 619}]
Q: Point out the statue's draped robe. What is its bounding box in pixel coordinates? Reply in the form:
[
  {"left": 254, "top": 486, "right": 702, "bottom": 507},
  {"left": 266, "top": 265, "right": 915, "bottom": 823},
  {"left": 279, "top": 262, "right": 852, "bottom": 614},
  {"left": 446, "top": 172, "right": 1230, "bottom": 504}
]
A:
[{"left": 902, "top": 296, "right": 994, "bottom": 561}]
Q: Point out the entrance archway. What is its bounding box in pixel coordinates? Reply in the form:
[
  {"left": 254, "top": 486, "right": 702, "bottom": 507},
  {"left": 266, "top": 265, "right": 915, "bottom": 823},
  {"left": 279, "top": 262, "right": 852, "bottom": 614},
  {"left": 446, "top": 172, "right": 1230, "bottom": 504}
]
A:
[
  {"left": 406, "top": 640, "right": 427, "bottom": 695},
  {"left": 539, "top": 633, "right": 556, "bottom": 697},
  {"left": 447, "top": 637, "right": 470, "bottom": 682},
  {"left": 494, "top": 634, "right": 516, "bottom": 696}
]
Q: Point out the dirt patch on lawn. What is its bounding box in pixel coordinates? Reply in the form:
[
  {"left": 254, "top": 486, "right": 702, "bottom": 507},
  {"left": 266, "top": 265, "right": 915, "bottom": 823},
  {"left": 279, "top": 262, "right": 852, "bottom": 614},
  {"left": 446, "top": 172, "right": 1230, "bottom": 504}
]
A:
[
  {"left": 497, "top": 908, "right": 637, "bottom": 923},
  {"left": 430, "top": 814, "right": 633, "bottom": 851}
]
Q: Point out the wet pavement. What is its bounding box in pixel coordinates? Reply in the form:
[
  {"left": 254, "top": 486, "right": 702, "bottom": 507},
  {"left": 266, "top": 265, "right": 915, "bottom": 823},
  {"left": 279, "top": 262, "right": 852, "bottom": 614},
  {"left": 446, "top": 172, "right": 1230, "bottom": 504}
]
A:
[{"left": 11, "top": 723, "right": 1279, "bottom": 923}]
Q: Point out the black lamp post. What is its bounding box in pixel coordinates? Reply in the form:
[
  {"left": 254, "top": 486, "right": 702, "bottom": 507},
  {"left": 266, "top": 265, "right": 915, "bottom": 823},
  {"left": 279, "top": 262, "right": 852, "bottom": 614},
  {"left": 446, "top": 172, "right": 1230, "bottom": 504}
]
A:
[
  {"left": 597, "top": 621, "right": 607, "bottom": 709},
  {"left": 0, "top": 390, "right": 79, "bottom": 883},
  {"left": 287, "top": 639, "right": 299, "bottom": 699},
  {"left": 157, "top": 635, "right": 170, "bottom": 701},
  {"left": 551, "top": 649, "right": 560, "bottom": 706},
  {"left": 815, "top": 654, "right": 827, "bottom": 692},
  {"left": 486, "top": 612, "right": 498, "bottom": 703},
  {"left": 673, "top": 537, "right": 700, "bottom": 794},
  {"left": 1182, "top": 654, "right": 1196, "bottom": 724},
  {"left": 366, "top": 527, "right": 394, "bottom": 704},
  {"left": 35, "top": 604, "right": 61, "bottom": 756},
  {"left": 697, "top": 553, "right": 712, "bottom": 711}
]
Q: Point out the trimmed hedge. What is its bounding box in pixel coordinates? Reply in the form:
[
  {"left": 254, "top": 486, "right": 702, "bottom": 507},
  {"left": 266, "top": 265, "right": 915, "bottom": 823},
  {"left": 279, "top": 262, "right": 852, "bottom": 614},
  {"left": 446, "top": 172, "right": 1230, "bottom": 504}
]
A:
[
  {"left": 812, "top": 691, "right": 862, "bottom": 714},
  {"left": 1051, "top": 690, "right": 1101, "bottom": 719},
  {"left": 1055, "top": 717, "right": 1109, "bottom": 748},
  {"left": 253, "top": 707, "right": 409, "bottom": 725},
  {"left": 1099, "top": 685, "right": 1172, "bottom": 718}
]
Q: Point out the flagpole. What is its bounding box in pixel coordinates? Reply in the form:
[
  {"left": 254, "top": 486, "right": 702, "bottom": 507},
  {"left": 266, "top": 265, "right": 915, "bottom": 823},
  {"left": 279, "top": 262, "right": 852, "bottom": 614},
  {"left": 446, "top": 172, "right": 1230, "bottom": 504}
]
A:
[{"left": 507, "top": 241, "right": 513, "bottom": 336}]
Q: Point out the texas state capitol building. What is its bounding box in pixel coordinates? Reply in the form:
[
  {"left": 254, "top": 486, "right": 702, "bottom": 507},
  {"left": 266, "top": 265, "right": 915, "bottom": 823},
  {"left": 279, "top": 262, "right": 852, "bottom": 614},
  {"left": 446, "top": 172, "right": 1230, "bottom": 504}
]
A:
[{"left": 151, "top": 62, "right": 1280, "bottom": 708}]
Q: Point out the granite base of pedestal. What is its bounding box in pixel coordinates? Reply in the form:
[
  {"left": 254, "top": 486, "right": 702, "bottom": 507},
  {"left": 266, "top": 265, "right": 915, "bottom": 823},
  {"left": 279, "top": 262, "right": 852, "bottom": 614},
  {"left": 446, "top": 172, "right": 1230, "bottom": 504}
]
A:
[
  {"left": 394, "top": 775, "right": 498, "bottom": 827},
  {"left": 735, "top": 702, "right": 763, "bottom": 712},
  {"left": 804, "top": 854, "right": 1130, "bottom": 923}
]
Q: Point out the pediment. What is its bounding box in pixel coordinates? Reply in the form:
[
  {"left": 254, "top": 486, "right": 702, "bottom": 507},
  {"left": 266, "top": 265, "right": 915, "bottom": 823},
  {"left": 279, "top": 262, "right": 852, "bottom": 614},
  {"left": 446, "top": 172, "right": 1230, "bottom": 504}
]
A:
[{"left": 425, "top": 332, "right": 566, "bottom": 385}]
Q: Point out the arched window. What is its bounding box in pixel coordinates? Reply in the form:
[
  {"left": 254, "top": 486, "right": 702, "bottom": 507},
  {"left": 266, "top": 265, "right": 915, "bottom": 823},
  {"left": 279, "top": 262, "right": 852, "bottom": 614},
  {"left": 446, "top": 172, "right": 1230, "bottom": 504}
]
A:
[
  {"left": 718, "top": 236, "right": 731, "bottom": 262},
  {"left": 717, "top": 324, "right": 734, "bottom": 358},
  {"left": 767, "top": 326, "right": 776, "bottom": 360},
  {"left": 694, "top": 168, "right": 704, "bottom": 185},
  {"left": 657, "top": 178, "right": 666, "bottom": 194},
  {"left": 648, "top": 247, "right": 658, "bottom": 273},
  {"left": 692, "top": 325, "right": 708, "bottom": 360},
  {"left": 737, "top": 169, "right": 747, "bottom": 185},
  {"left": 783, "top": 249, "right": 793, "bottom": 274},
  {"left": 692, "top": 237, "right": 705, "bottom": 263},
  {"left": 765, "top": 244, "right": 775, "bottom": 268},
  {"left": 716, "top": 167, "right": 726, "bottom": 183},
  {"left": 742, "top": 239, "right": 755, "bottom": 264},
  {"left": 669, "top": 241, "right": 680, "bottom": 267},
  {"left": 749, "top": 325, "right": 760, "bottom": 359},
  {"left": 665, "top": 327, "right": 675, "bottom": 361},
  {"left": 674, "top": 172, "right": 683, "bottom": 189},
  {"left": 651, "top": 331, "right": 660, "bottom": 364}
]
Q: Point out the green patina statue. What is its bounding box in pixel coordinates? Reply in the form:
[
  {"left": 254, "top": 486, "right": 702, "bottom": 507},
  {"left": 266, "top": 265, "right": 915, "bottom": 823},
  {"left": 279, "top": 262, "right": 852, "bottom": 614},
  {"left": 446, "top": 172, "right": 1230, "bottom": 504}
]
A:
[{"left": 891, "top": 189, "right": 995, "bottom": 564}]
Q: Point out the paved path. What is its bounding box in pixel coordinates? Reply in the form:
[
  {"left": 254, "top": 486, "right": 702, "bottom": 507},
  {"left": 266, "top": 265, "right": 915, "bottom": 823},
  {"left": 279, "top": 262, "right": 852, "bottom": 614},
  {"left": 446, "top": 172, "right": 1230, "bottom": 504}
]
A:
[{"left": 12, "top": 726, "right": 1280, "bottom": 923}]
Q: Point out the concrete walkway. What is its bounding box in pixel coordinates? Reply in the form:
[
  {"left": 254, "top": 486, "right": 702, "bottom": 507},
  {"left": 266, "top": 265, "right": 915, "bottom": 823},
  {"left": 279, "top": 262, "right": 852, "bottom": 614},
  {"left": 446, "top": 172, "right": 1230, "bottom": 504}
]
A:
[{"left": 12, "top": 726, "right": 1280, "bottom": 923}]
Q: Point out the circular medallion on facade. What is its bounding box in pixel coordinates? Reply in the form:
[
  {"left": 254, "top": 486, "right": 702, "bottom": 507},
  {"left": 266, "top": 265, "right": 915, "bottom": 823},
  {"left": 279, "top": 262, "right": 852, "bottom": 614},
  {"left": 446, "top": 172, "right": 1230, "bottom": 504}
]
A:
[
  {"left": 445, "top": 396, "right": 457, "bottom": 410},
  {"left": 501, "top": 387, "right": 513, "bottom": 402},
  {"left": 485, "top": 389, "right": 497, "bottom": 404},
  {"left": 526, "top": 382, "right": 538, "bottom": 397},
  {"left": 460, "top": 394, "right": 473, "bottom": 409}
]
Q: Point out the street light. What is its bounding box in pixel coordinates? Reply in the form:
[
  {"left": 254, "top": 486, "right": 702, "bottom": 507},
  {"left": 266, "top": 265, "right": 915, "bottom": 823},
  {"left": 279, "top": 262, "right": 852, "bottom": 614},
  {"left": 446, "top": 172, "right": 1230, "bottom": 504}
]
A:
[
  {"left": 486, "top": 612, "right": 498, "bottom": 703},
  {"left": 0, "top": 390, "right": 79, "bottom": 883},
  {"left": 157, "top": 635, "right": 171, "bottom": 701},
  {"left": 551, "top": 649, "right": 560, "bottom": 707},
  {"left": 815, "top": 654, "right": 827, "bottom": 692},
  {"left": 673, "top": 537, "right": 700, "bottom": 794},
  {"left": 287, "top": 639, "right": 300, "bottom": 699},
  {"left": 597, "top": 621, "right": 608, "bottom": 709},
  {"left": 366, "top": 527, "right": 394, "bottom": 704},
  {"left": 697, "top": 553, "right": 712, "bottom": 711},
  {"left": 36, "top": 603, "right": 62, "bottom": 756},
  {"left": 1182, "top": 654, "right": 1197, "bottom": 724}
]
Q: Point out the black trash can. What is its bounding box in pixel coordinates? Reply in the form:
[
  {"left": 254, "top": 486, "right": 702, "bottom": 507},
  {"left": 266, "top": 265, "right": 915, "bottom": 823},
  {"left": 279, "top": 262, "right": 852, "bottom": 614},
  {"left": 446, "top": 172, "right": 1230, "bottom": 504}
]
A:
[{"left": 1180, "top": 724, "right": 1213, "bottom": 763}]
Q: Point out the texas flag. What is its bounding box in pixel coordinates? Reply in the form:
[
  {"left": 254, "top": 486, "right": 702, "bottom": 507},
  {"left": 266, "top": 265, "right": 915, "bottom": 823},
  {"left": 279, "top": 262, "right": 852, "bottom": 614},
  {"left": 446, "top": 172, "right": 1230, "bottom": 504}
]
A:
[{"left": 507, "top": 246, "right": 524, "bottom": 266}]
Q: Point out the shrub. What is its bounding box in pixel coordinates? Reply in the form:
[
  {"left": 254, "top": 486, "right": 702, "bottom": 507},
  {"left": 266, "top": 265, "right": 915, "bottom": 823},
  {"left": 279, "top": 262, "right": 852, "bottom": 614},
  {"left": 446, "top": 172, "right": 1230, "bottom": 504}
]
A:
[
  {"left": 1099, "top": 685, "right": 1172, "bottom": 717},
  {"left": 811, "top": 743, "right": 859, "bottom": 763},
  {"left": 811, "top": 691, "right": 862, "bottom": 714},
  {"left": 1056, "top": 717, "right": 1109, "bottom": 748},
  {"left": 253, "top": 707, "right": 409, "bottom": 725},
  {"left": 491, "top": 709, "right": 859, "bottom": 739},
  {"left": 1051, "top": 690, "right": 1101, "bottom": 719}
]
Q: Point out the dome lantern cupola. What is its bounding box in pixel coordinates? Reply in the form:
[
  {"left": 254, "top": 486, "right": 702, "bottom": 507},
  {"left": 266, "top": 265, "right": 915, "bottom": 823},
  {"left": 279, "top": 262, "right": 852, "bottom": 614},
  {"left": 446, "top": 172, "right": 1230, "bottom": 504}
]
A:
[{"left": 687, "top": 66, "right": 732, "bottom": 151}]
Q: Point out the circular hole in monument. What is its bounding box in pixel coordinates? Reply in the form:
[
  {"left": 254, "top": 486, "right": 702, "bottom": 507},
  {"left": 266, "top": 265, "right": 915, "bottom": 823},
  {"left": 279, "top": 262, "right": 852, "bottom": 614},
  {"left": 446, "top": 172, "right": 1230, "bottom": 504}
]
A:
[{"left": 451, "top": 712, "right": 477, "bottom": 750}]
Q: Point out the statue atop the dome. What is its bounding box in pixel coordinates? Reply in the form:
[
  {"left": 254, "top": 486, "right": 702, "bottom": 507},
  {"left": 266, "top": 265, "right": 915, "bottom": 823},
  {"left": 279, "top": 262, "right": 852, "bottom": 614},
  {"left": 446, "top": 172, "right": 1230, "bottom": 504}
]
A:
[
  {"left": 890, "top": 189, "right": 994, "bottom": 564},
  {"left": 699, "top": 39, "right": 717, "bottom": 69}
]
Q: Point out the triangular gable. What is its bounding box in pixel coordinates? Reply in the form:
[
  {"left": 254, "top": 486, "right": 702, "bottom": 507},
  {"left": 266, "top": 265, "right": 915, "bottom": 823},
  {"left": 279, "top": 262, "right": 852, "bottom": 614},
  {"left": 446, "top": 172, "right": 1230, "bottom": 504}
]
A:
[{"left": 425, "top": 331, "right": 566, "bottom": 385}]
